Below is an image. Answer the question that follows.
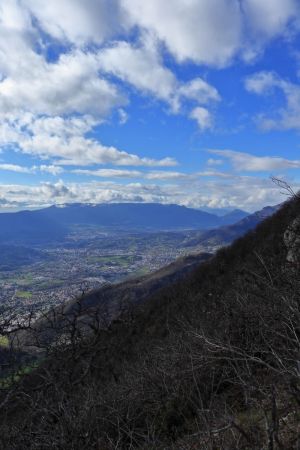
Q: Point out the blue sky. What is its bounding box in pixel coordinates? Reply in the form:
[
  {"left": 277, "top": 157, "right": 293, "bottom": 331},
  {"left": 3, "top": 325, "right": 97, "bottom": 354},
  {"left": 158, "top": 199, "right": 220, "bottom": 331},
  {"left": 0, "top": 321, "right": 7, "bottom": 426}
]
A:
[{"left": 1, "top": 0, "right": 300, "bottom": 211}]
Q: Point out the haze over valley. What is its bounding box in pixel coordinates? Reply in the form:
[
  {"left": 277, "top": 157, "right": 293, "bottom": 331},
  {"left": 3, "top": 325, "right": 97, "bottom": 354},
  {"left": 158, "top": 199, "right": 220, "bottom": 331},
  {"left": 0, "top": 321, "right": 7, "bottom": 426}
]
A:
[{"left": 0, "top": 202, "right": 256, "bottom": 317}]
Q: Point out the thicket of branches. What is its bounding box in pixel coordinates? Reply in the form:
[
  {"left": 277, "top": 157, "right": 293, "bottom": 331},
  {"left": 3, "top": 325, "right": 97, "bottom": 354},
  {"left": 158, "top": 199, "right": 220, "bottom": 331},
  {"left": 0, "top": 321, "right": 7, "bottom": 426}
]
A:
[{"left": 0, "top": 195, "right": 300, "bottom": 449}]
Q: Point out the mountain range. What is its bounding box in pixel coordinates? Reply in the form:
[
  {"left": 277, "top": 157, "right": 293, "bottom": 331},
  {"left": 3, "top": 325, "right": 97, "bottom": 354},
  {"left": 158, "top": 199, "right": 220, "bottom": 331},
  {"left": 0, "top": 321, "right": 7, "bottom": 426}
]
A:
[{"left": 0, "top": 203, "right": 249, "bottom": 242}]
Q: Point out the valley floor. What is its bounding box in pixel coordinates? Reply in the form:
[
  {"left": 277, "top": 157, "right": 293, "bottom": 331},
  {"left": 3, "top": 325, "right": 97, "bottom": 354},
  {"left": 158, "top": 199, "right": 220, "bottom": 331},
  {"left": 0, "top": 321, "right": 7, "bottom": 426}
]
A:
[{"left": 0, "top": 227, "right": 216, "bottom": 320}]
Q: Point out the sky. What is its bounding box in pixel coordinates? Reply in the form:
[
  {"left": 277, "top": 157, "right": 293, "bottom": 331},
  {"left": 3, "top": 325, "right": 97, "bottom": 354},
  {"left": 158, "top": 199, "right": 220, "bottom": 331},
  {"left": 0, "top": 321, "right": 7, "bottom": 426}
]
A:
[{"left": 1, "top": 0, "right": 300, "bottom": 212}]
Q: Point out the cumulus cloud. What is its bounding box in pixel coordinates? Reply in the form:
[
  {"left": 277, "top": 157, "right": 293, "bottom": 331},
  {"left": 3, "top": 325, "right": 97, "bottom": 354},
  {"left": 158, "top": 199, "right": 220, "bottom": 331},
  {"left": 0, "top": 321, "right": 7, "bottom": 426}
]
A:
[
  {"left": 24, "top": 0, "right": 294, "bottom": 61},
  {"left": 121, "top": 0, "right": 242, "bottom": 67},
  {"left": 210, "top": 149, "right": 300, "bottom": 171},
  {"left": 243, "top": 0, "right": 299, "bottom": 39},
  {"left": 98, "top": 39, "right": 177, "bottom": 103},
  {"left": 189, "top": 107, "right": 213, "bottom": 131},
  {"left": 22, "top": 0, "right": 124, "bottom": 46},
  {"left": 0, "top": 176, "right": 291, "bottom": 213},
  {"left": 245, "top": 71, "right": 279, "bottom": 94},
  {"left": 3, "top": 0, "right": 297, "bottom": 69},
  {"left": 245, "top": 71, "right": 300, "bottom": 130},
  {"left": 178, "top": 78, "right": 220, "bottom": 104},
  {"left": 0, "top": 50, "right": 126, "bottom": 118},
  {"left": 1, "top": 0, "right": 297, "bottom": 172},
  {"left": 0, "top": 1, "right": 222, "bottom": 138},
  {"left": 0, "top": 2, "right": 125, "bottom": 118},
  {"left": 98, "top": 39, "right": 220, "bottom": 118},
  {"left": 121, "top": 0, "right": 300, "bottom": 66},
  {"left": 38, "top": 165, "right": 64, "bottom": 176},
  {"left": 0, "top": 115, "right": 177, "bottom": 167}
]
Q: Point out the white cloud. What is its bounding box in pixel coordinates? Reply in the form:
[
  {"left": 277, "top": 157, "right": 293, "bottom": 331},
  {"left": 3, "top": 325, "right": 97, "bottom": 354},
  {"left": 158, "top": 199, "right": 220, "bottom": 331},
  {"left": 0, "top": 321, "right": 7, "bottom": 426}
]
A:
[
  {"left": 189, "top": 107, "right": 213, "bottom": 130},
  {"left": 3, "top": 0, "right": 297, "bottom": 71},
  {"left": 99, "top": 39, "right": 178, "bottom": 104},
  {"left": 243, "top": 0, "right": 299, "bottom": 39},
  {"left": 0, "top": 50, "right": 126, "bottom": 118},
  {"left": 71, "top": 168, "right": 233, "bottom": 181},
  {"left": 118, "top": 108, "right": 129, "bottom": 125},
  {"left": 0, "top": 2, "right": 222, "bottom": 121},
  {"left": 0, "top": 10, "right": 186, "bottom": 166},
  {"left": 197, "top": 171, "right": 232, "bottom": 178},
  {"left": 38, "top": 165, "right": 64, "bottom": 176},
  {"left": 178, "top": 78, "right": 220, "bottom": 104},
  {"left": 0, "top": 163, "right": 33, "bottom": 173},
  {"left": 210, "top": 149, "right": 300, "bottom": 171},
  {"left": 98, "top": 39, "right": 220, "bottom": 119},
  {"left": 121, "top": 0, "right": 242, "bottom": 67},
  {"left": 0, "top": 2, "right": 126, "bottom": 119},
  {"left": 0, "top": 176, "right": 291, "bottom": 213},
  {"left": 0, "top": 115, "right": 177, "bottom": 167},
  {"left": 0, "top": 162, "right": 64, "bottom": 175},
  {"left": 145, "top": 171, "right": 190, "bottom": 180},
  {"left": 245, "top": 71, "right": 300, "bottom": 130},
  {"left": 245, "top": 71, "right": 278, "bottom": 94},
  {"left": 121, "top": 0, "right": 300, "bottom": 67},
  {"left": 22, "top": 0, "right": 124, "bottom": 46},
  {"left": 72, "top": 168, "right": 142, "bottom": 178},
  {"left": 7, "top": 0, "right": 298, "bottom": 166},
  {"left": 207, "top": 158, "right": 224, "bottom": 166}
]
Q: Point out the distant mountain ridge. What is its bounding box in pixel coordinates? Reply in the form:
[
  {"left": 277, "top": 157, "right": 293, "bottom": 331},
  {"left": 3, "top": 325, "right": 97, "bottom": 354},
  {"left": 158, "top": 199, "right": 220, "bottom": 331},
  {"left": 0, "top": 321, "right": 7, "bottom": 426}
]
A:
[
  {"left": 185, "top": 204, "right": 280, "bottom": 248},
  {"left": 220, "top": 208, "right": 249, "bottom": 224},
  {"left": 0, "top": 203, "right": 250, "bottom": 242}
]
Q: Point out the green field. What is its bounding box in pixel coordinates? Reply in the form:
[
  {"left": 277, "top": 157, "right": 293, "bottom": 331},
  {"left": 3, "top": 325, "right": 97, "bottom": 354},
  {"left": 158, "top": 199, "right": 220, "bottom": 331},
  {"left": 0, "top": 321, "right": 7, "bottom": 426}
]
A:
[
  {"left": 16, "top": 290, "right": 32, "bottom": 299},
  {"left": 88, "top": 255, "right": 137, "bottom": 268},
  {"left": 130, "top": 267, "right": 150, "bottom": 278},
  {"left": 36, "top": 279, "right": 65, "bottom": 289}
]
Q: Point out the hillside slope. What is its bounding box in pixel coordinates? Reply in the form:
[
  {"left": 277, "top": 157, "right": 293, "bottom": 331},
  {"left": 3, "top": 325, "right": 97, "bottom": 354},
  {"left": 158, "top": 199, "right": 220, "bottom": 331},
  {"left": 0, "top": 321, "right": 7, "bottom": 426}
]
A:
[
  {"left": 185, "top": 204, "right": 279, "bottom": 248},
  {"left": 17, "top": 252, "right": 212, "bottom": 349},
  {"left": 0, "top": 244, "right": 48, "bottom": 271},
  {"left": 1, "top": 198, "right": 300, "bottom": 449}
]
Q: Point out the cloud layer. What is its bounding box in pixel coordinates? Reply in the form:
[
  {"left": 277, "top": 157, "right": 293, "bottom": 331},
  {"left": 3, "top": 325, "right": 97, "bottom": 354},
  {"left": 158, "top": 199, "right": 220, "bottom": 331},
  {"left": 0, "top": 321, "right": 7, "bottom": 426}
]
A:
[{"left": 0, "top": 176, "right": 291, "bottom": 213}]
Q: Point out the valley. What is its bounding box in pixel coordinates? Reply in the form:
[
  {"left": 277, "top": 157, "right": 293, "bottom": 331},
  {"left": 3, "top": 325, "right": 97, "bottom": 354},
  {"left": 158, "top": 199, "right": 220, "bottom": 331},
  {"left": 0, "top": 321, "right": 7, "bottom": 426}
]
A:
[
  {"left": 0, "top": 227, "right": 208, "bottom": 317},
  {"left": 0, "top": 204, "right": 277, "bottom": 319},
  {"left": 0, "top": 203, "right": 246, "bottom": 317}
]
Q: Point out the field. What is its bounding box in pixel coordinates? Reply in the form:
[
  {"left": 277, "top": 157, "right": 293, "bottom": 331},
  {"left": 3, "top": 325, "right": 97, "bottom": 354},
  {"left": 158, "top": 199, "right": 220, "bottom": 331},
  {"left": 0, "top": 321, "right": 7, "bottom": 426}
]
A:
[{"left": 16, "top": 290, "right": 32, "bottom": 299}]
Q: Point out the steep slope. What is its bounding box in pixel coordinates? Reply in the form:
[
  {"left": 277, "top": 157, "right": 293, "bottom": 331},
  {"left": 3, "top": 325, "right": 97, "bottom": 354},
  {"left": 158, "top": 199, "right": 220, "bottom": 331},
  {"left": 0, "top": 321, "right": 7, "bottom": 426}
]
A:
[
  {"left": 0, "top": 244, "right": 48, "bottom": 271},
  {"left": 16, "top": 252, "right": 212, "bottom": 349},
  {"left": 64, "top": 251, "right": 212, "bottom": 323},
  {"left": 1, "top": 198, "right": 300, "bottom": 449},
  {"left": 185, "top": 204, "right": 279, "bottom": 248}
]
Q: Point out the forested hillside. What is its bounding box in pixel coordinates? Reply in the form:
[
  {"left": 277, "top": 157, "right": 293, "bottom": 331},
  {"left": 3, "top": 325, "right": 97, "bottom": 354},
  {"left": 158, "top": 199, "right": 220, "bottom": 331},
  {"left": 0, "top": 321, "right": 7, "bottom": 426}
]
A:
[{"left": 1, "top": 196, "right": 300, "bottom": 449}]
